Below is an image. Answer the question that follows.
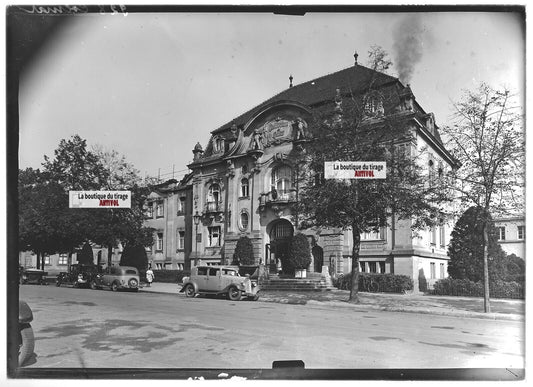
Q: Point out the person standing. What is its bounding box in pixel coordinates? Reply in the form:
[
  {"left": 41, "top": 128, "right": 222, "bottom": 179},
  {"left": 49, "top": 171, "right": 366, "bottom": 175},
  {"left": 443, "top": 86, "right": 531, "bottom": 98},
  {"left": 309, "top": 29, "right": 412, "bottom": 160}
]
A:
[{"left": 146, "top": 265, "right": 154, "bottom": 287}]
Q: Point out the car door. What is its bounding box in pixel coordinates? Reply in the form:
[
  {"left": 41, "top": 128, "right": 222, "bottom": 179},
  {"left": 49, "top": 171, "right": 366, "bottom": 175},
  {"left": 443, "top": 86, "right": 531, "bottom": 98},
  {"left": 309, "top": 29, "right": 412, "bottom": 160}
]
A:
[
  {"left": 195, "top": 267, "right": 208, "bottom": 291},
  {"left": 206, "top": 267, "right": 221, "bottom": 292}
]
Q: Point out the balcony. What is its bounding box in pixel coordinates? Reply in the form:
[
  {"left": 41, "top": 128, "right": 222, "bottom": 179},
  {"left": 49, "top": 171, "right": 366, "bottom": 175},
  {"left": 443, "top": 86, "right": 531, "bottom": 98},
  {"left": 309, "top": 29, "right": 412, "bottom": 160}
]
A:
[
  {"left": 204, "top": 201, "right": 223, "bottom": 216},
  {"left": 259, "top": 189, "right": 297, "bottom": 211}
]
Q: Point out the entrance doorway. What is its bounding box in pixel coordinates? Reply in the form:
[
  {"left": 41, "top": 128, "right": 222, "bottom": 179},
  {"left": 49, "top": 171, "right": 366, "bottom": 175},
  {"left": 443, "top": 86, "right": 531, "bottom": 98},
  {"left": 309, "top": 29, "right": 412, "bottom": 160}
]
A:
[
  {"left": 312, "top": 245, "right": 324, "bottom": 273},
  {"left": 267, "top": 220, "right": 294, "bottom": 274}
]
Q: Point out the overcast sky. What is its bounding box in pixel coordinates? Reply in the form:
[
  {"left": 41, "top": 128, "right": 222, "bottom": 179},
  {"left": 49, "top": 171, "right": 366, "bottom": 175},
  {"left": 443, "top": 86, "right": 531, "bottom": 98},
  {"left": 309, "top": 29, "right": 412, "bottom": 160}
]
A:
[{"left": 18, "top": 10, "right": 525, "bottom": 181}]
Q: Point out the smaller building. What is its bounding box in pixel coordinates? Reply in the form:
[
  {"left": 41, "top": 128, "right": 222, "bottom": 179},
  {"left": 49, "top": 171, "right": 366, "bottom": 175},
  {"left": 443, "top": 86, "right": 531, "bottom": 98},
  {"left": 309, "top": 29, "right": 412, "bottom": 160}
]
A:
[
  {"left": 493, "top": 217, "right": 525, "bottom": 260},
  {"left": 143, "top": 176, "right": 193, "bottom": 270}
]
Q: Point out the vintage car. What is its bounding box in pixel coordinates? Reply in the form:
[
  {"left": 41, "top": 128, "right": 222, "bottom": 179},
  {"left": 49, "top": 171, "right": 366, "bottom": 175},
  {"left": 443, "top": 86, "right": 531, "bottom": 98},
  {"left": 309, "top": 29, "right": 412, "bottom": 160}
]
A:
[
  {"left": 180, "top": 265, "right": 260, "bottom": 301},
  {"left": 56, "top": 264, "right": 100, "bottom": 288},
  {"left": 90, "top": 265, "right": 140, "bottom": 292},
  {"left": 19, "top": 268, "right": 48, "bottom": 285}
]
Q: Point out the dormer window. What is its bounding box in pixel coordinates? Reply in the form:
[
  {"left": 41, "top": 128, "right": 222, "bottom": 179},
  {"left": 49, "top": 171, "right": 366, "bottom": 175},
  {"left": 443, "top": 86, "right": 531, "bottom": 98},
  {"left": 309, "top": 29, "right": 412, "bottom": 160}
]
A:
[
  {"left": 364, "top": 96, "right": 384, "bottom": 117},
  {"left": 213, "top": 136, "right": 224, "bottom": 153}
]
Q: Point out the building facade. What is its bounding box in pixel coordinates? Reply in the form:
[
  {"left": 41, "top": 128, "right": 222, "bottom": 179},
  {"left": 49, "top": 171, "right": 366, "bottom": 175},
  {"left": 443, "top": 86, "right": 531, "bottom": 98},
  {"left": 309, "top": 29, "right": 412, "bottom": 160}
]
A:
[
  {"left": 143, "top": 176, "right": 193, "bottom": 270},
  {"left": 494, "top": 217, "right": 525, "bottom": 260},
  {"left": 182, "top": 62, "right": 458, "bottom": 291}
]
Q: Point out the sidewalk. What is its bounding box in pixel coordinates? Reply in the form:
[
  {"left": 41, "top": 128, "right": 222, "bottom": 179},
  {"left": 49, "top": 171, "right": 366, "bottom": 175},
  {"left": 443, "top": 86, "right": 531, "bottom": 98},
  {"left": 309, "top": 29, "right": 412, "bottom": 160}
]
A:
[{"left": 139, "top": 282, "right": 525, "bottom": 321}]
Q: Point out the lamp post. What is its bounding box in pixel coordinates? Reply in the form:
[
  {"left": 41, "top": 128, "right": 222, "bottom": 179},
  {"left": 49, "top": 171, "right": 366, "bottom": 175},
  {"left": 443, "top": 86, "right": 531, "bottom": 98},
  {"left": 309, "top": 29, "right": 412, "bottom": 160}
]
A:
[{"left": 193, "top": 211, "right": 201, "bottom": 267}]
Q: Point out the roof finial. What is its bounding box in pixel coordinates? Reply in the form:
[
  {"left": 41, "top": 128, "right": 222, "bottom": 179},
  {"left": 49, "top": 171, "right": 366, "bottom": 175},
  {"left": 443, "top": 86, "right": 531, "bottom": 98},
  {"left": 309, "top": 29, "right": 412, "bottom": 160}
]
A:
[
  {"left": 354, "top": 50, "right": 358, "bottom": 65},
  {"left": 289, "top": 74, "right": 293, "bottom": 88}
]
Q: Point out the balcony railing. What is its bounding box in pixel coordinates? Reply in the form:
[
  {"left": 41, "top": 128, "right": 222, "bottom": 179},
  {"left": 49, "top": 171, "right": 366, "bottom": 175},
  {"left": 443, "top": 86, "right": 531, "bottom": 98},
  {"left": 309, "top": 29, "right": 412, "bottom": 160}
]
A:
[
  {"left": 259, "top": 189, "right": 297, "bottom": 208},
  {"left": 205, "top": 201, "right": 223, "bottom": 214}
]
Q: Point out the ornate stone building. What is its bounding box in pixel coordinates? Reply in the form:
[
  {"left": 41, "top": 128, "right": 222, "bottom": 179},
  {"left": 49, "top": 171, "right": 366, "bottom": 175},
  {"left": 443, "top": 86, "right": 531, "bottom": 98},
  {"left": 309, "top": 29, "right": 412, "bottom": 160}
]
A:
[{"left": 183, "top": 61, "right": 457, "bottom": 291}]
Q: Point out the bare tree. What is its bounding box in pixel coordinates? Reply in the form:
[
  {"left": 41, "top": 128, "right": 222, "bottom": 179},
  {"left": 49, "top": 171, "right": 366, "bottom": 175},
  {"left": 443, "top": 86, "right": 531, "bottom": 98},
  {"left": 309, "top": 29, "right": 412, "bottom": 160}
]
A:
[{"left": 441, "top": 83, "right": 525, "bottom": 312}]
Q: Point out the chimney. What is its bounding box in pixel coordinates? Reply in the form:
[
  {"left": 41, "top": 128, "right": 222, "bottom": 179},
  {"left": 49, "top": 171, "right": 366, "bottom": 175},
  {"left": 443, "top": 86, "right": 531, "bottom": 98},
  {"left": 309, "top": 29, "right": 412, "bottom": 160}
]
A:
[
  {"left": 289, "top": 74, "right": 293, "bottom": 88},
  {"left": 354, "top": 51, "right": 358, "bottom": 65}
]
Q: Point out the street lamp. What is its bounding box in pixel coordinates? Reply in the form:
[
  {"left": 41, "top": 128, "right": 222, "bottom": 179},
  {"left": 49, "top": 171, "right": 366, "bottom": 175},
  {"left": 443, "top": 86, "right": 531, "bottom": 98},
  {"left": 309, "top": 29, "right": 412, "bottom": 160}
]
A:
[{"left": 193, "top": 211, "right": 201, "bottom": 267}]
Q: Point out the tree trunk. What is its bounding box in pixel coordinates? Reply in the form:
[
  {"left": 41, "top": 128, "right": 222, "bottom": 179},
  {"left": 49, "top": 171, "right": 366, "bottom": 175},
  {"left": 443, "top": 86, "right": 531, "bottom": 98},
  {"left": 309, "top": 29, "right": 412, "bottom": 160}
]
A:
[
  {"left": 41, "top": 255, "right": 46, "bottom": 270},
  {"left": 348, "top": 225, "right": 361, "bottom": 303},
  {"left": 107, "top": 244, "right": 113, "bottom": 267},
  {"left": 36, "top": 252, "right": 40, "bottom": 269},
  {"left": 68, "top": 252, "right": 72, "bottom": 272},
  {"left": 482, "top": 220, "right": 491, "bottom": 313}
]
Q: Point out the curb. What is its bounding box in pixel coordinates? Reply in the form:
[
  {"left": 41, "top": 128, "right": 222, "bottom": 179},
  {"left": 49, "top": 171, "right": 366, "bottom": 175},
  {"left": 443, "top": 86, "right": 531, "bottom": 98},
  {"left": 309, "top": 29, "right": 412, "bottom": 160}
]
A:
[{"left": 140, "top": 287, "right": 523, "bottom": 322}]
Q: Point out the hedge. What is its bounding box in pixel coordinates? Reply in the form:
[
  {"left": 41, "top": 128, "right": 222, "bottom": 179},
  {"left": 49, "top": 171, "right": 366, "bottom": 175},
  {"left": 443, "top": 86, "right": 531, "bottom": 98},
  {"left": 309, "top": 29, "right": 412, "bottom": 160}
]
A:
[
  {"left": 151, "top": 270, "right": 191, "bottom": 284},
  {"left": 431, "top": 278, "right": 524, "bottom": 299},
  {"left": 333, "top": 273, "right": 414, "bottom": 294}
]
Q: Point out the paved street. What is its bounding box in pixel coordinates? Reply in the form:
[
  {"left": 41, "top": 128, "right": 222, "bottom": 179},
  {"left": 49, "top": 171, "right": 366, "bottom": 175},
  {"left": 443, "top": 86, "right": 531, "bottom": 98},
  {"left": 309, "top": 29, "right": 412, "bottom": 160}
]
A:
[{"left": 17, "top": 284, "right": 524, "bottom": 371}]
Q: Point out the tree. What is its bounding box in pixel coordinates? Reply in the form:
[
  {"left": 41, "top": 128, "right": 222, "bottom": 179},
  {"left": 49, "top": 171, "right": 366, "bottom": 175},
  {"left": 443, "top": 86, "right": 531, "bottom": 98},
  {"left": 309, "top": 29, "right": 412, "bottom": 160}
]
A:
[
  {"left": 441, "top": 83, "right": 525, "bottom": 312},
  {"left": 448, "top": 206, "right": 507, "bottom": 283},
  {"left": 297, "top": 47, "right": 452, "bottom": 302},
  {"left": 77, "top": 242, "right": 94, "bottom": 265},
  {"left": 287, "top": 233, "right": 311, "bottom": 275},
  {"left": 120, "top": 244, "right": 148, "bottom": 276},
  {"left": 233, "top": 236, "right": 254, "bottom": 265}
]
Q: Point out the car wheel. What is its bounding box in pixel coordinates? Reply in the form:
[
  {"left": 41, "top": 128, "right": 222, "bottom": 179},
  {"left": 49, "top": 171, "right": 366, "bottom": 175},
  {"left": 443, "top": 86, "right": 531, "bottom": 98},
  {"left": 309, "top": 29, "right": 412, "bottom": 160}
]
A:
[
  {"left": 18, "top": 323, "right": 34, "bottom": 367},
  {"left": 111, "top": 282, "right": 119, "bottom": 292},
  {"left": 184, "top": 284, "right": 195, "bottom": 298},
  {"left": 227, "top": 286, "right": 241, "bottom": 301}
]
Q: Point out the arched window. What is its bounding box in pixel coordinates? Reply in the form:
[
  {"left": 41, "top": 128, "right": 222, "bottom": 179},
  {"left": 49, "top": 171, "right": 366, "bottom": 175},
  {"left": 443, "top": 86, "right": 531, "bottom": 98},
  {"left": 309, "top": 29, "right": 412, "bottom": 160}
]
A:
[
  {"left": 271, "top": 165, "right": 292, "bottom": 196},
  {"left": 239, "top": 211, "right": 249, "bottom": 231},
  {"left": 240, "top": 178, "right": 249, "bottom": 197}
]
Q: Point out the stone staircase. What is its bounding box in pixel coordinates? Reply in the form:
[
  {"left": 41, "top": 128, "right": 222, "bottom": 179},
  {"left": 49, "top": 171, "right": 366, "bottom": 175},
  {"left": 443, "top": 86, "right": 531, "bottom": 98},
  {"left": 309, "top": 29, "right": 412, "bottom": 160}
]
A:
[{"left": 259, "top": 272, "right": 336, "bottom": 291}]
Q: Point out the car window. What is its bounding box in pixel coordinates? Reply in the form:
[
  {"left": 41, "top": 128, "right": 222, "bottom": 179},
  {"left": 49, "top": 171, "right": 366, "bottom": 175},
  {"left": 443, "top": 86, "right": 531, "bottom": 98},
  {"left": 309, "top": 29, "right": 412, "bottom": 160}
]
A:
[
  {"left": 222, "top": 269, "right": 238, "bottom": 276},
  {"left": 197, "top": 267, "right": 207, "bottom": 276},
  {"left": 208, "top": 268, "right": 219, "bottom": 276},
  {"left": 125, "top": 269, "right": 137, "bottom": 275}
]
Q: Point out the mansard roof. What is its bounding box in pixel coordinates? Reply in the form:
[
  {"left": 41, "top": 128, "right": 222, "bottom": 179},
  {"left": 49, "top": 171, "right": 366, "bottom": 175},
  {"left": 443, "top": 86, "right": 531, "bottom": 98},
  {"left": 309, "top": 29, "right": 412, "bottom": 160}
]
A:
[{"left": 212, "top": 63, "right": 398, "bottom": 135}]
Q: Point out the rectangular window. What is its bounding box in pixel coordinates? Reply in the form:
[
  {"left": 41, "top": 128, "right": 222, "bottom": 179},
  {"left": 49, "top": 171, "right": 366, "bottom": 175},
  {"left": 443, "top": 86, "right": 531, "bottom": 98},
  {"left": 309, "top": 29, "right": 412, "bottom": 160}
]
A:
[
  {"left": 44, "top": 256, "right": 50, "bottom": 265},
  {"left": 178, "top": 197, "right": 186, "bottom": 214},
  {"left": 58, "top": 254, "right": 68, "bottom": 265},
  {"left": 497, "top": 227, "right": 506, "bottom": 241},
  {"left": 430, "top": 262, "right": 436, "bottom": 279},
  {"left": 208, "top": 227, "right": 221, "bottom": 247},
  {"left": 361, "top": 227, "right": 385, "bottom": 241},
  {"left": 177, "top": 231, "right": 185, "bottom": 250},
  {"left": 156, "top": 232, "right": 164, "bottom": 251},
  {"left": 156, "top": 201, "right": 164, "bottom": 218},
  {"left": 517, "top": 226, "right": 525, "bottom": 240},
  {"left": 360, "top": 262, "right": 366, "bottom": 272},
  {"left": 197, "top": 267, "right": 207, "bottom": 276},
  {"left": 379, "top": 262, "right": 386, "bottom": 274},
  {"left": 145, "top": 203, "right": 153, "bottom": 218},
  {"left": 439, "top": 225, "right": 446, "bottom": 248},
  {"left": 440, "top": 263, "right": 445, "bottom": 279},
  {"left": 430, "top": 227, "right": 437, "bottom": 245},
  {"left": 368, "top": 262, "right": 377, "bottom": 273}
]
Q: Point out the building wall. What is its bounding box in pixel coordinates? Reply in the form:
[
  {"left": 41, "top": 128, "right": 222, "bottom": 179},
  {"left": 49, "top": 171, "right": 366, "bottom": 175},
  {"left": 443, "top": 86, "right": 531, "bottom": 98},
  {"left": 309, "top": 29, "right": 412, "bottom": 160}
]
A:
[{"left": 494, "top": 217, "right": 525, "bottom": 260}]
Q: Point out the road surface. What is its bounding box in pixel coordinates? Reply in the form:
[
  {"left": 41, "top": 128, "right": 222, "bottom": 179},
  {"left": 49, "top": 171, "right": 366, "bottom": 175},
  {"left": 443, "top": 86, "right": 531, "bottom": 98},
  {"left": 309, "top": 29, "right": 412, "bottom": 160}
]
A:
[{"left": 18, "top": 284, "right": 524, "bottom": 370}]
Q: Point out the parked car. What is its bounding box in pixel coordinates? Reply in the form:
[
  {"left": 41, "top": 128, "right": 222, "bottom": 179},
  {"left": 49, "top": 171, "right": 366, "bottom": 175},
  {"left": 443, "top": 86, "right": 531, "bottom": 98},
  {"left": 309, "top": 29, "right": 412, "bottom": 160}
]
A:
[
  {"left": 18, "top": 300, "right": 34, "bottom": 366},
  {"left": 56, "top": 264, "right": 101, "bottom": 288},
  {"left": 180, "top": 265, "right": 260, "bottom": 301},
  {"left": 19, "top": 267, "right": 47, "bottom": 285},
  {"left": 90, "top": 265, "right": 140, "bottom": 292}
]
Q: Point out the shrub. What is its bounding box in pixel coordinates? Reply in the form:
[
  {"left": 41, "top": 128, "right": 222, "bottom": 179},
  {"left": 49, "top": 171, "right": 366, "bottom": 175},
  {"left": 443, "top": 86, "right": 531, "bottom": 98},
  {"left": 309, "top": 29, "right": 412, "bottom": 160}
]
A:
[
  {"left": 120, "top": 245, "right": 148, "bottom": 278},
  {"left": 152, "top": 270, "right": 191, "bottom": 283},
  {"left": 334, "top": 273, "right": 413, "bottom": 293},
  {"left": 432, "top": 277, "right": 524, "bottom": 299},
  {"left": 287, "top": 233, "right": 311, "bottom": 272},
  {"left": 233, "top": 236, "right": 255, "bottom": 265},
  {"left": 77, "top": 242, "right": 94, "bottom": 265}
]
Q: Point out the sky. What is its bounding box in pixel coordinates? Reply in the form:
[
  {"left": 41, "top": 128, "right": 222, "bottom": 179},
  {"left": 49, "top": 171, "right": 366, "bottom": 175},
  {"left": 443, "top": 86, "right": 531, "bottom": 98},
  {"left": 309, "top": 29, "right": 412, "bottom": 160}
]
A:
[{"left": 18, "top": 9, "right": 525, "bottom": 182}]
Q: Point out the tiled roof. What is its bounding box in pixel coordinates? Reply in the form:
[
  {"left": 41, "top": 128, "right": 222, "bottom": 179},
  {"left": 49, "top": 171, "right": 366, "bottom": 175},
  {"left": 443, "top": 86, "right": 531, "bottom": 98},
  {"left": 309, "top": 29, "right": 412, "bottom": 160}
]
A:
[{"left": 212, "top": 64, "right": 399, "bottom": 134}]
